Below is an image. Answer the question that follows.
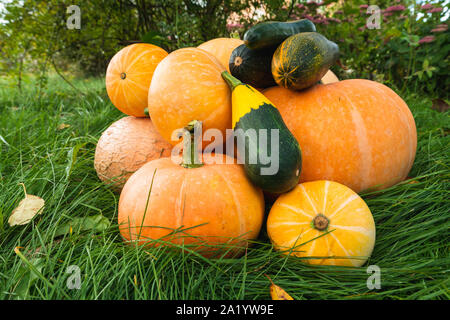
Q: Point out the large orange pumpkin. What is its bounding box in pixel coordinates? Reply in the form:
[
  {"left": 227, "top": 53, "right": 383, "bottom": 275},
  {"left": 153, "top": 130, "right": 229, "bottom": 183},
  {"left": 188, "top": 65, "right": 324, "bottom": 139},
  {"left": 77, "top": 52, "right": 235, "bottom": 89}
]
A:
[
  {"left": 267, "top": 180, "right": 376, "bottom": 267},
  {"left": 198, "top": 38, "right": 244, "bottom": 72},
  {"left": 106, "top": 43, "right": 168, "bottom": 117},
  {"left": 264, "top": 79, "right": 417, "bottom": 193},
  {"left": 94, "top": 116, "right": 172, "bottom": 190},
  {"left": 148, "top": 48, "right": 232, "bottom": 149},
  {"left": 118, "top": 153, "right": 265, "bottom": 257}
]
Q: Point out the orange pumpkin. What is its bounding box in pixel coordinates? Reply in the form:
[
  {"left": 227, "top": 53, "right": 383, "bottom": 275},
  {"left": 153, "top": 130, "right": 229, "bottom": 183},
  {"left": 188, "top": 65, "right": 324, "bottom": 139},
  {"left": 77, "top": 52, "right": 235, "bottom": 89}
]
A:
[
  {"left": 267, "top": 180, "right": 376, "bottom": 267},
  {"left": 264, "top": 79, "right": 417, "bottom": 193},
  {"left": 106, "top": 43, "right": 168, "bottom": 117},
  {"left": 148, "top": 48, "right": 232, "bottom": 149},
  {"left": 198, "top": 38, "right": 244, "bottom": 72},
  {"left": 118, "top": 152, "right": 265, "bottom": 257},
  {"left": 94, "top": 116, "right": 172, "bottom": 190}
]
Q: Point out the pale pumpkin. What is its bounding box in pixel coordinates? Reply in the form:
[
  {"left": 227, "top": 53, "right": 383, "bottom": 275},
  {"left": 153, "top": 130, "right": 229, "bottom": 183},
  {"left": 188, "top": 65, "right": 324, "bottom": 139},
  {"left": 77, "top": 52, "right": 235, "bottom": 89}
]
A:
[
  {"left": 148, "top": 48, "right": 232, "bottom": 149},
  {"left": 198, "top": 38, "right": 244, "bottom": 72},
  {"left": 320, "top": 70, "right": 339, "bottom": 84},
  {"left": 94, "top": 116, "right": 172, "bottom": 190},
  {"left": 106, "top": 43, "right": 168, "bottom": 117},
  {"left": 118, "top": 152, "right": 264, "bottom": 258},
  {"left": 267, "top": 180, "right": 376, "bottom": 267},
  {"left": 264, "top": 79, "right": 417, "bottom": 193}
]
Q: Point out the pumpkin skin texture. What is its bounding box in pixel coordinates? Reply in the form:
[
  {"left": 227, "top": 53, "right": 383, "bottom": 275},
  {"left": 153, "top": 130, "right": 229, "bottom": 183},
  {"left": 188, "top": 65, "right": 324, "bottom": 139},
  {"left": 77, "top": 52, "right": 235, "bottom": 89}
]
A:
[
  {"left": 106, "top": 43, "right": 168, "bottom": 117},
  {"left": 263, "top": 80, "right": 417, "bottom": 193},
  {"left": 267, "top": 180, "right": 376, "bottom": 267},
  {"left": 118, "top": 154, "right": 265, "bottom": 258},
  {"left": 198, "top": 38, "right": 244, "bottom": 72},
  {"left": 148, "top": 48, "right": 232, "bottom": 149},
  {"left": 94, "top": 116, "right": 173, "bottom": 191}
]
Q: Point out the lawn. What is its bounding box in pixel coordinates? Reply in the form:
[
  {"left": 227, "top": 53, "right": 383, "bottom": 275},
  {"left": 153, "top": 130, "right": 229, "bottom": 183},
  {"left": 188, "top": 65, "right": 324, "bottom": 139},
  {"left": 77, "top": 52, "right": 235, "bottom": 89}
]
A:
[{"left": 0, "top": 76, "right": 448, "bottom": 300}]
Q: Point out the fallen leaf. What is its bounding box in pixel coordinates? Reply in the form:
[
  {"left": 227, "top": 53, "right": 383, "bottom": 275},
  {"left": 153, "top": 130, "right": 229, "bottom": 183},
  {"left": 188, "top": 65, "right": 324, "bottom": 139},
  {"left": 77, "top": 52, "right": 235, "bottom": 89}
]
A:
[
  {"left": 265, "top": 274, "right": 294, "bottom": 300},
  {"left": 57, "top": 123, "right": 71, "bottom": 130},
  {"left": 431, "top": 99, "right": 449, "bottom": 113},
  {"left": 8, "top": 184, "right": 45, "bottom": 226}
]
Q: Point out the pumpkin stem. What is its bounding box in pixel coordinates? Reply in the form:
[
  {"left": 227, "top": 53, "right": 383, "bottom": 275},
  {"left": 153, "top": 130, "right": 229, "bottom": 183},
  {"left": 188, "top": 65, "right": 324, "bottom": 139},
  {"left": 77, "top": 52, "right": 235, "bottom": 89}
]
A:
[
  {"left": 181, "top": 120, "right": 203, "bottom": 169},
  {"left": 313, "top": 214, "right": 329, "bottom": 231},
  {"left": 221, "top": 71, "right": 242, "bottom": 90}
]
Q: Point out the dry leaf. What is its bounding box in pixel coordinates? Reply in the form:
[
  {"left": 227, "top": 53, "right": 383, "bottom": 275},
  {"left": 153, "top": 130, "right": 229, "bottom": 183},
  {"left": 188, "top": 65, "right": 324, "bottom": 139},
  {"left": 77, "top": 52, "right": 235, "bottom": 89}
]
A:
[
  {"left": 8, "top": 184, "right": 45, "bottom": 226},
  {"left": 57, "top": 123, "right": 71, "bottom": 130},
  {"left": 265, "top": 274, "right": 294, "bottom": 300}
]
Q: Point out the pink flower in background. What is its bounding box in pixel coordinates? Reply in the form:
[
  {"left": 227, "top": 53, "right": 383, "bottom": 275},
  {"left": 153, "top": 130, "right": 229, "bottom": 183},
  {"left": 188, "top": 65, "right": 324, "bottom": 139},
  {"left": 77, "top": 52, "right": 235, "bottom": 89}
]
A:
[
  {"left": 418, "top": 35, "right": 436, "bottom": 44},
  {"left": 358, "top": 26, "right": 366, "bottom": 32},
  {"left": 431, "top": 24, "right": 448, "bottom": 32},
  {"left": 295, "top": 3, "right": 304, "bottom": 9},
  {"left": 386, "top": 5, "right": 406, "bottom": 12},
  {"left": 335, "top": 10, "right": 343, "bottom": 15},
  {"left": 307, "top": 1, "right": 324, "bottom": 6},
  {"left": 302, "top": 14, "right": 314, "bottom": 20},
  {"left": 329, "top": 17, "right": 342, "bottom": 23},
  {"left": 226, "top": 23, "right": 243, "bottom": 32},
  {"left": 383, "top": 12, "right": 393, "bottom": 17},
  {"left": 360, "top": 5, "right": 369, "bottom": 9},
  {"left": 420, "top": 4, "right": 433, "bottom": 10},
  {"left": 427, "top": 7, "right": 443, "bottom": 13}
]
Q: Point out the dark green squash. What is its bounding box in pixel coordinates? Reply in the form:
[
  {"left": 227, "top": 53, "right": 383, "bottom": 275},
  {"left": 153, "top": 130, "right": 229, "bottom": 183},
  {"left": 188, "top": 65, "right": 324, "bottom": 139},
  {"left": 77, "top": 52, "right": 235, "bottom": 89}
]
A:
[
  {"left": 229, "top": 44, "right": 276, "bottom": 88},
  {"left": 271, "top": 32, "right": 340, "bottom": 91},
  {"left": 221, "top": 71, "right": 302, "bottom": 194},
  {"left": 243, "top": 19, "right": 316, "bottom": 50}
]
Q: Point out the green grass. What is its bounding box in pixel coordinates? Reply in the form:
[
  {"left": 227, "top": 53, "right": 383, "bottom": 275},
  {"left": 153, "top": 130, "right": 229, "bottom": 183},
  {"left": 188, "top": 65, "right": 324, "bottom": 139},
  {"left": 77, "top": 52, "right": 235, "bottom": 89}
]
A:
[{"left": 0, "top": 76, "right": 448, "bottom": 300}]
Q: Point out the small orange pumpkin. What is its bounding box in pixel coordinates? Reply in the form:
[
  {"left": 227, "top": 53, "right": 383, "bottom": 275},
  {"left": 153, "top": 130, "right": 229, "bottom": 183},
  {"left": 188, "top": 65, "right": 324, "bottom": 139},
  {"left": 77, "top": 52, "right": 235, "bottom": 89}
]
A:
[
  {"left": 264, "top": 79, "right": 417, "bottom": 193},
  {"left": 106, "top": 43, "right": 168, "bottom": 117},
  {"left": 94, "top": 116, "right": 172, "bottom": 190},
  {"left": 118, "top": 123, "right": 264, "bottom": 257},
  {"left": 267, "top": 180, "right": 376, "bottom": 267},
  {"left": 148, "top": 48, "right": 232, "bottom": 149},
  {"left": 198, "top": 38, "right": 244, "bottom": 72}
]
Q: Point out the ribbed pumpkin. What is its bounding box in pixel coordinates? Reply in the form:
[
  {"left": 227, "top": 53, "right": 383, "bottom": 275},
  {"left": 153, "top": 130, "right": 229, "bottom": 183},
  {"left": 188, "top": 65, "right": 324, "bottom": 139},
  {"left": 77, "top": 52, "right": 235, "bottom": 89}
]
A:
[
  {"left": 267, "top": 180, "right": 376, "bottom": 267},
  {"left": 118, "top": 152, "right": 265, "bottom": 258},
  {"left": 198, "top": 38, "right": 244, "bottom": 72},
  {"left": 264, "top": 80, "right": 417, "bottom": 193},
  {"left": 106, "top": 43, "right": 168, "bottom": 117},
  {"left": 94, "top": 116, "right": 172, "bottom": 190},
  {"left": 148, "top": 48, "right": 232, "bottom": 149}
]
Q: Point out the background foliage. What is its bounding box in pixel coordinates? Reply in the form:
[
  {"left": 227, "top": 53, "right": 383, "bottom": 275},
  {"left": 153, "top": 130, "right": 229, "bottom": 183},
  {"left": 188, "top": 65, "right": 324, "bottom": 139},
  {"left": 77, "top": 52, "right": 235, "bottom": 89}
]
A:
[{"left": 0, "top": 0, "right": 448, "bottom": 98}]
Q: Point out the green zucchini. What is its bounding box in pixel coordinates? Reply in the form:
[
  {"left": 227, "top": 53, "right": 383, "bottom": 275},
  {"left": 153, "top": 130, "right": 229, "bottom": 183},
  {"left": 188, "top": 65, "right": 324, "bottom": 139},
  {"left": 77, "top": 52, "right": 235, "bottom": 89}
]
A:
[
  {"left": 243, "top": 19, "right": 316, "bottom": 50},
  {"left": 229, "top": 44, "right": 276, "bottom": 88}
]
